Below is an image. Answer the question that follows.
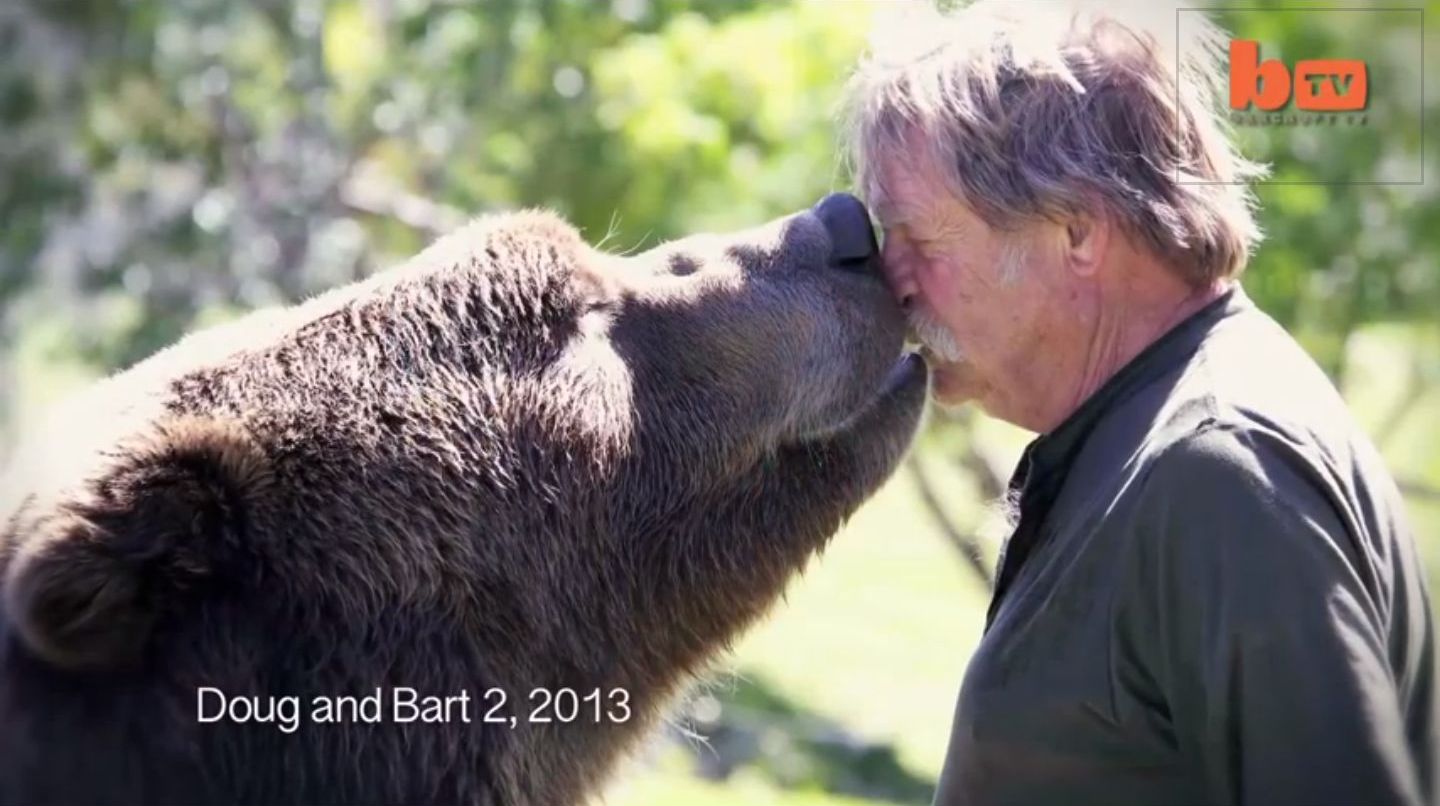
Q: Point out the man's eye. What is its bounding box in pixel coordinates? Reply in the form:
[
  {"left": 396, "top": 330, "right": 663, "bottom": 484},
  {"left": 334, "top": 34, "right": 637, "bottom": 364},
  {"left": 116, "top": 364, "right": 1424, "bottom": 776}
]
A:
[
  {"left": 887, "top": 227, "right": 919, "bottom": 249},
  {"left": 897, "top": 226, "right": 926, "bottom": 245}
]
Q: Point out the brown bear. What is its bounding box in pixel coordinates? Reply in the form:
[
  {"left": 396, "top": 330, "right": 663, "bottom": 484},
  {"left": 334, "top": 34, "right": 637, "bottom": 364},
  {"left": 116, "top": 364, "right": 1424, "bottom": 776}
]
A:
[{"left": 0, "top": 193, "right": 927, "bottom": 806}]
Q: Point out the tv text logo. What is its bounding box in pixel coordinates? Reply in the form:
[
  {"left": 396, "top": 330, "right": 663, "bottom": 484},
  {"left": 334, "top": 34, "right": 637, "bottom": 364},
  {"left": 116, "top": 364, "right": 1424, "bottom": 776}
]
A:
[{"left": 1228, "top": 39, "right": 1367, "bottom": 112}]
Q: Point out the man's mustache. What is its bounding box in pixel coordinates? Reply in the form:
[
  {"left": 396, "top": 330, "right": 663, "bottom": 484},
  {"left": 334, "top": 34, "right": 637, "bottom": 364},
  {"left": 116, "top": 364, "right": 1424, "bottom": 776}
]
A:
[{"left": 907, "top": 307, "right": 965, "bottom": 364}]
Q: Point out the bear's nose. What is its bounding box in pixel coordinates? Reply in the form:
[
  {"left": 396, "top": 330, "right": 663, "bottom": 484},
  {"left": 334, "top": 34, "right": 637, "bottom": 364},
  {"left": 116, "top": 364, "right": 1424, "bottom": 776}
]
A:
[{"left": 814, "top": 192, "right": 879, "bottom": 274}]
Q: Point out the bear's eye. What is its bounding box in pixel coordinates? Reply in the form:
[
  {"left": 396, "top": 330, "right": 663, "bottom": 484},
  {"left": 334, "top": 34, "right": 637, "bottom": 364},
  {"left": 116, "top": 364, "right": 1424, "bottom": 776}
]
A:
[{"left": 667, "top": 255, "right": 700, "bottom": 277}]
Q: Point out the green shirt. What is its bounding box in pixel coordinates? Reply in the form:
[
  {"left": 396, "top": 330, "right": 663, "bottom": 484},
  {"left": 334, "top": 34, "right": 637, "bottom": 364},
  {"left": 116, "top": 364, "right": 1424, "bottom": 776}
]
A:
[{"left": 933, "top": 287, "right": 1436, "bottom": 806}]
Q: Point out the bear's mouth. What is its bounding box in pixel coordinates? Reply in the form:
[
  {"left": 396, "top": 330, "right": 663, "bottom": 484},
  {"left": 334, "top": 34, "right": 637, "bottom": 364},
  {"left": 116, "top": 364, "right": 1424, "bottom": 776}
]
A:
[
  {"left": 792, "top": 350, "right": 927, "bottom": 446},
  {"left": 879, "top": 351, "right": 926, "bottom": 398},
  {"left": 859, "top": 349, "right": 928, "bottom": 420}
]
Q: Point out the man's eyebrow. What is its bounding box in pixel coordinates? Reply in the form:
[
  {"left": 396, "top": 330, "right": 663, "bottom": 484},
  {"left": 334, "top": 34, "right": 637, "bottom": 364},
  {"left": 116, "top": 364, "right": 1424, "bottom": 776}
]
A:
[
  {"left": 880, "top": 206, "right": 917, "bottom": 228},
  {"left": 870, "top": 197, "right": 909, "bottom": 226}
]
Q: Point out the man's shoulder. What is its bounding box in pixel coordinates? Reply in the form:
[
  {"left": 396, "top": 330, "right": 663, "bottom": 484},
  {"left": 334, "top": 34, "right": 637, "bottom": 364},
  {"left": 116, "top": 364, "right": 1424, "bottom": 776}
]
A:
[
  {"left": 1143, "top": 301, "right": 1377, "bottom": 483},
  {"left": 1117, "top": 299, "right": 1409, "bottom": 552},
  {"left": 1118, "top": 395, "right": 1395, "bottom": 625},
  {"left": 1140, "top": 419, "right": 1325, "bottom": 528}
]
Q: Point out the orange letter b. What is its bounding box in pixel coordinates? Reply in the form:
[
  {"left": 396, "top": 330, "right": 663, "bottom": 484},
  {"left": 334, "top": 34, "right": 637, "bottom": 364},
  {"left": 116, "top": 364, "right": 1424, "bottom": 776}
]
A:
[{"left": 1229, "top": 39, "right": 1291, "bottom": 111}]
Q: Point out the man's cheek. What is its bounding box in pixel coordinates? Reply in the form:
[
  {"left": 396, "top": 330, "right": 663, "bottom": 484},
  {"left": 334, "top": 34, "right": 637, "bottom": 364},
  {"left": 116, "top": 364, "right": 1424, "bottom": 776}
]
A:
[{"left": 917, "top": 257, "right": 968, "bottom": 314}]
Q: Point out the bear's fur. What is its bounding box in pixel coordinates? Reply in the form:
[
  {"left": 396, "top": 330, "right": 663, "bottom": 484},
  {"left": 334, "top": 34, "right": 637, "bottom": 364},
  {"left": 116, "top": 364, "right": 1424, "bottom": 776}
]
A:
[{"left": 0, "top": 206, "right": 927, "bottom": 805}]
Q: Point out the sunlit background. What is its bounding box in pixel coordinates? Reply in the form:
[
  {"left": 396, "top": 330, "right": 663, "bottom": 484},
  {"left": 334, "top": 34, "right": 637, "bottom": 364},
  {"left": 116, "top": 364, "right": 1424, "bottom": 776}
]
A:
[{"left": 1, "top": 1, "right": 1436, "bottom": 803}]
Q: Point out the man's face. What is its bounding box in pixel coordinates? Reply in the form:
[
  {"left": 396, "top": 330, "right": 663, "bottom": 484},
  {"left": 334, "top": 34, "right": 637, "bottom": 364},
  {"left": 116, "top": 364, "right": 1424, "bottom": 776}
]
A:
[{"left": 872, "top": 153, "right": 1060, "bottom": 410}]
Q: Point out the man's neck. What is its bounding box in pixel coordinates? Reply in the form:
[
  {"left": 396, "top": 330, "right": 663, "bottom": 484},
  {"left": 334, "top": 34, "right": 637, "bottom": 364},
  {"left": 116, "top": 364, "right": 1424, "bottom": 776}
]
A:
[{"left": 1035, "top": 269, "right": 1232, "bottom": 434}]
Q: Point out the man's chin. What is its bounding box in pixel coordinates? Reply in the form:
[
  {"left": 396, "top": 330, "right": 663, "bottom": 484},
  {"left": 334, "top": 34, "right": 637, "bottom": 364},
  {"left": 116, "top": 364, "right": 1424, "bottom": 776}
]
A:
[{"left": 923, "top": 354, "right": 981, "bottom": 408}]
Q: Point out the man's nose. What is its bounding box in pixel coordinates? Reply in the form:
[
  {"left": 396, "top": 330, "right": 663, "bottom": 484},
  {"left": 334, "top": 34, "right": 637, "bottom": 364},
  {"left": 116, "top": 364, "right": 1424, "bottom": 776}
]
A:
[
  {"left": 879, "top": 237, "right": 919, "bottom": 308},
  {"left": 813, "top": 192, "right": 879, "bottom": 276}
]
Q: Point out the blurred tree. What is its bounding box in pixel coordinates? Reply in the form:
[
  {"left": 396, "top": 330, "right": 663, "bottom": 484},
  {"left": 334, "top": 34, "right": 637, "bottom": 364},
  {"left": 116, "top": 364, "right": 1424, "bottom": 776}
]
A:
[
  {"left": 0, "top": 0, "right": 878, "bottom": 442},
  {"left": 1213, "top": 4, "right": 1439, "bottom": 381},
  {"left": 3, "top": 0, "right": 1433, "bottom": 388}
]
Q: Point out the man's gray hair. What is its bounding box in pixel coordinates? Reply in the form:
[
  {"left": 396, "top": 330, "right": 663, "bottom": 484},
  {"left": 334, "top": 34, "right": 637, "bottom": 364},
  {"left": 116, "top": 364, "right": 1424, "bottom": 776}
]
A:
[{"left": 843, "top": 1, "right": 1267, "bottom": 286}]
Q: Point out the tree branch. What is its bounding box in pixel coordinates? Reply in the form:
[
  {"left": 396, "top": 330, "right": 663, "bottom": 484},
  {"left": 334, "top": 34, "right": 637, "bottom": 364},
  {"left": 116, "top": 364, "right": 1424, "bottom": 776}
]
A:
[
  {"left": 340, "top": 167, "right": 467, "bottom": 238},
  {"left": 906, "top": 455, "right": 994, "bottom": 590},
  {"left": 1374, "top": 360, "right": 1427, "bottom": 451},
  {"left": 1398, "top": 479, "right": 1440, "bottom": 504}
]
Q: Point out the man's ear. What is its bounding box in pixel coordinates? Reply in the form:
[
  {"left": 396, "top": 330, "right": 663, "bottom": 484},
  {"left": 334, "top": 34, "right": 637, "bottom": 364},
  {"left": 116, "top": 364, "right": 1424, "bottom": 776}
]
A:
[{"left": 1063, "top": 208, "right": 1110, "bottom": 278}]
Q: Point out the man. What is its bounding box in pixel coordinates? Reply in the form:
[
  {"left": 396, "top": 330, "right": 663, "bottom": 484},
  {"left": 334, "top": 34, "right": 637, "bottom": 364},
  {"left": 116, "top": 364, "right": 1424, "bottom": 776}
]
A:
[{"left": 843, "top": 3, "right": 1437, "bottom": 805}]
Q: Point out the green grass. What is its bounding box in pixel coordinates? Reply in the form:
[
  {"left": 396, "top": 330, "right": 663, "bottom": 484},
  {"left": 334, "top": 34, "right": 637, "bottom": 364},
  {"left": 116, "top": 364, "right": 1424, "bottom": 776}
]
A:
[
  {"left": 603, "top": 460, "right": 994, "bottom": 804},
  {"left": 1343, "top": 323, "right": 1440, "bottom": 575},
  {"left": 605, "top": 762, "right": 890, "bottom": 806},
  {"left": 723, "top": 466, "right": 992, "bottom": 777}
]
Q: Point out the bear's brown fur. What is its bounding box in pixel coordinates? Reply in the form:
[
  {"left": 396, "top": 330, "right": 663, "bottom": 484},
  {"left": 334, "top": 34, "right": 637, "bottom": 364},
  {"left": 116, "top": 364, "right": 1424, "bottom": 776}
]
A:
[{"left": 0, "top": 202, "right": 926, "bottom": 805}]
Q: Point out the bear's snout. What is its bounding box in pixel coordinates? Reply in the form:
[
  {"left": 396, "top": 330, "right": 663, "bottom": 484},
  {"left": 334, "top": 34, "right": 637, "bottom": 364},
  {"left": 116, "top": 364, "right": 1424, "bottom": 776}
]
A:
[{"left": 813, "top": 192, "right": 880, "bottom": 279}]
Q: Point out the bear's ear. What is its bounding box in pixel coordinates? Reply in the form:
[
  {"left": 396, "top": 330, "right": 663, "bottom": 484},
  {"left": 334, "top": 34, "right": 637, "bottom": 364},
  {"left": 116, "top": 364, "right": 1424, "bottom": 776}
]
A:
[
  {"left": 5, "top": 531, "right": 156, "bottom": 669},
  {"left": 4, "top": 418, "right": 269, "bottom": 670}
]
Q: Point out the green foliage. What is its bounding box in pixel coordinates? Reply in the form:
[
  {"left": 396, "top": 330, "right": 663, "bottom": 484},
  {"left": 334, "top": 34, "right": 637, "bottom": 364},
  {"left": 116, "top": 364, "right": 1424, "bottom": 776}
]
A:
[
  {"left": 1213, "top": 3, "right": 1439, "bottom": 375},
  {"left": 0, "top": 0, "right": 873, "bottom": 376},
  {"left": 3, "top": 0, "right": 1432, "bottom": 377}
]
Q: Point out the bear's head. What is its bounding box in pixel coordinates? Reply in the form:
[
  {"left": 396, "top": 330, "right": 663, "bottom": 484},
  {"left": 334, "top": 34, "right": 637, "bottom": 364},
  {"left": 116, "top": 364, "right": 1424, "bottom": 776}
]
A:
[{"left": 0, "top": 193, "right": 925, "bottom": 803}]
